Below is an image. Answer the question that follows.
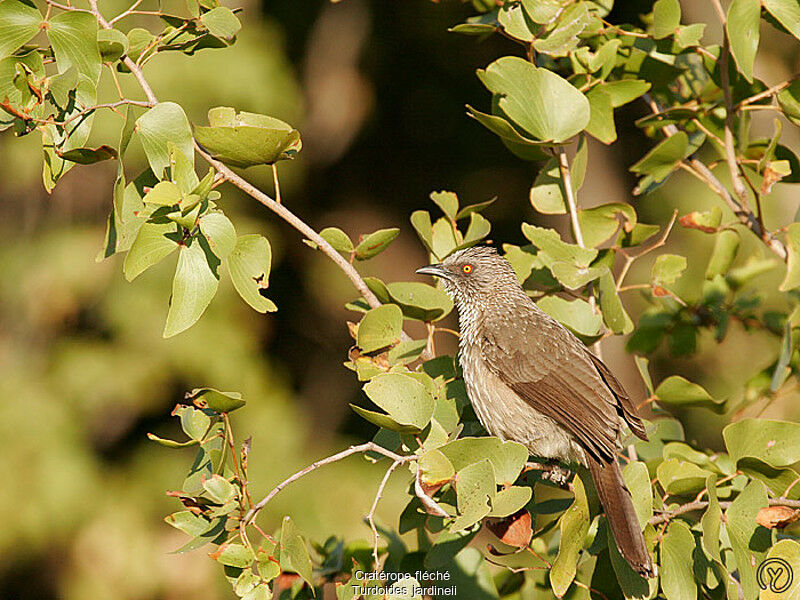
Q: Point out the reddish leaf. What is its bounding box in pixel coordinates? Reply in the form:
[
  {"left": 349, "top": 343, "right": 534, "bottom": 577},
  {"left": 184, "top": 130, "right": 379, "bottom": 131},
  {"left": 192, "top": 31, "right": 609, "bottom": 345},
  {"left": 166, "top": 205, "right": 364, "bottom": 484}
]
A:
[
  {"left": 679, "top": 212, "right": 718, "bottom": 233},
  {"left": 484, "top": 508, "right": 532, "bottom": 548}
]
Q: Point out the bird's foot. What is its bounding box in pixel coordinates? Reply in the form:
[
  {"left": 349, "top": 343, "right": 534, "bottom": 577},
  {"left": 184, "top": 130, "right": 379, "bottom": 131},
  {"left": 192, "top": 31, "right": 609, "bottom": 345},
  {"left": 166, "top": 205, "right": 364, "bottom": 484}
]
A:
[{"left": 526, "top": 462, "right": 573, "bottom": 488}]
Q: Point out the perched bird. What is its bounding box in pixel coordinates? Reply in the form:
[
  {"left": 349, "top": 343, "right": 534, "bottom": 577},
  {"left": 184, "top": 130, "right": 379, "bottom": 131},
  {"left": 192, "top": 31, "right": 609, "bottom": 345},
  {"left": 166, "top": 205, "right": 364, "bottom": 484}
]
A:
[{"left": 416, "top": 245, "right": 655, "bottom": 578}]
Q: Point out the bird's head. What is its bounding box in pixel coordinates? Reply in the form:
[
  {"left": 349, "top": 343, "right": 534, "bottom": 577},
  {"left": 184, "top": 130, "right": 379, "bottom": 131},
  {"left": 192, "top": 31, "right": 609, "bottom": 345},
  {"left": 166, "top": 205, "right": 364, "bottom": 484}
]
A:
[{"left": 415, "top": 246, "right": 521, "bottom": 305}]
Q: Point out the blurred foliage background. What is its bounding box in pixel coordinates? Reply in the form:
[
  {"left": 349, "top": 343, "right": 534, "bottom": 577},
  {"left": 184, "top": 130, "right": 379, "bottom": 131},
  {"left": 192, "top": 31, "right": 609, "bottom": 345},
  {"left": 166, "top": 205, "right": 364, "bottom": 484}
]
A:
[{"left": 1, "top": 0, "right": 799, "bottom": 598}]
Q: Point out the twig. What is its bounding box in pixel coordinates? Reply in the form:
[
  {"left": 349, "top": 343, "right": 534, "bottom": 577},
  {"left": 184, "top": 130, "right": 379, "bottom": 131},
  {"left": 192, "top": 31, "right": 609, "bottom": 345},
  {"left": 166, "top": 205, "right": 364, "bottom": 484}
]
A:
[
  {"left": 715, "top": 27, "right": 751, "bottom": 210},
  {"left": 243, "top": 442, "right": 416, "bottom": 527},
  {"left": 272, "top": 164, "right": 282, "bottom": 204},
  {"left": 367, "top": 460, "right": 402, "bottom": 569},
  {"left": 615, "top": 210, "right": 678, "bottom": 291},
  {"left": 109, "top": 0, "right": 146, "bottom": 23},
  {"left": 642, "top": 94, "right": 787, "bottom": 260},
  {"left": 649, "top": 496, "right": 800, "bottom": 526},
  {"left": 736, "top": 76, "right": 799, "bottom": 109},
  {"left": 556, "top": 144, "right": 603, "bottom": 358}
]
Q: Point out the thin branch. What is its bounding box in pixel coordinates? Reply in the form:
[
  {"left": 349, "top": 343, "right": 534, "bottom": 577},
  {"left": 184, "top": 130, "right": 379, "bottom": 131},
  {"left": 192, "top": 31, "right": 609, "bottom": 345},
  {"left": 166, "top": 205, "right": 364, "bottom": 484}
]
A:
[
  {"left": 556, "top": 144, "right": 603, "bottom": 358},
  {"left": 367, "top": 460, "right": 402, "bottom": 569},
  {"left": 109, "top": 0, "right": 146, "bottom": 23},
  {"left": 716, "top": 29, "right": 751, "bottom": 210},
  {"left": 642, "top": 94, "right": 787, "bottom": 260},
  {"left": 243, "top": 442, "right": 416, "bottom": 527},
  {"left": 649, "top": 496, "right": 800, "bottom": 526},
  {"left": 736, "top": 76, "right": 799, "bottom": 109},
  {"left": 615, "top": 210, "right": 678, "bottom": 291}
]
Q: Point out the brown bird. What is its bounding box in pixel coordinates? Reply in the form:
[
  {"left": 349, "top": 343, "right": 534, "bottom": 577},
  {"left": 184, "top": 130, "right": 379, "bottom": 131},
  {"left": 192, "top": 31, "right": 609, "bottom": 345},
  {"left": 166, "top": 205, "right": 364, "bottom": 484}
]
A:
[{"left": 417, "top": 245, "right": 655, "bottom": 578}]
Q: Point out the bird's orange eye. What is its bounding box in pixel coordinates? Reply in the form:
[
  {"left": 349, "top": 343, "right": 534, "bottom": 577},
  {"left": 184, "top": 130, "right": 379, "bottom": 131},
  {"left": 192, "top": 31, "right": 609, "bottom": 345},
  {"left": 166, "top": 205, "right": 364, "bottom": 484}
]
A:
[{"left": 462, "top": 264, "right": 473, "bottom": 274}]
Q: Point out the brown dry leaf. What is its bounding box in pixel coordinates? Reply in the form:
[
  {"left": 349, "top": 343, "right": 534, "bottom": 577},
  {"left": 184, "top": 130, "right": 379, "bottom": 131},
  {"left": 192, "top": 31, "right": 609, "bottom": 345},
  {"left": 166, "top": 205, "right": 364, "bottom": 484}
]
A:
[
  {"left": 485, "top": 508, "right": 533, "bottom": 548},
  {"left": 756, "top": 505, "right": 800, "bottom": 529}
]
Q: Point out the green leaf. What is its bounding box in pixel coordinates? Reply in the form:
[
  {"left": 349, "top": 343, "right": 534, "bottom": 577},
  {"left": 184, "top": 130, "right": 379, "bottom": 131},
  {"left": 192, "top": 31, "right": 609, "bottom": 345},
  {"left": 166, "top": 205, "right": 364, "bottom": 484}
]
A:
[
  {"left": 498, "top": 2, "right": 534, "bottom": 42},
  {"left": 653, "top": 0, "right": 681, "bottom": 39},
  {"left": 228, "top": 234, "right": 276, "bottom": 313},
  {"left": 761, "top": 539, "right": 800, "bottom": 599},
  {"left": 452, "top": 458, "right": 496, "bottom": 530},
  {"left": 522, "top": 224, "right": 597, "bottom": 268},
  {"left": 461, "top": 212, "right": 491, "bottom": 246},
  {"left": 124, "top": 223, "right": 178, "bottom": 281},
  {"left": 136, "top": 103, "right": 194, "bottom": 180},
  {"left": 520, "top": 0, "right": 564, "bottom": 24},
  {"left": 477, "top": 56, "right": 590, "bottom": 142},
  {"left": 279, "top": 516, "right": 314, "bottom": 587},
  {"left": 780, "top": 223, "right": 800, "bottom": 290},
  {"left": 143, "top": 181, "right": 181, "bottom": 206},
  {"left": 319, "top": 227, "right": 354, "bottom": 254},
  {"left": 190, "top": 387, "right": 246, "bottom": 413},
  {"left": 362, "top": 373, "right": 435, "bottom": 431},
  {"left": 529, "top": 157, "right": 567, "bottom": 214},
  {"left": 623, "top": 462, "right": 653, "bottom": 528},
  {"left": 357, "top": 304, "right": 403, "bottom": 352},
  {"left": 419, "top": 449, "right": 455, "bottom": 487},
  {"left": 163, "top": 241, "right": 219, "bottom": 338},
  {"left": 488, "top": 486, "right": 532, "bottom": 517},
  {"left": 763, "top": 0, "right": 800, "bottom": 43},
  {"left": 173, "top": 405, "right": 211, "bottom": 441},
  {"left": 777, "top": 80, "right": 800, "bottom": 125},
  {"left": 410, "top": 211, "right": 434, "bottom": 252},
  {"left": 585, "top": 87, "right": 616, "bottom": 144},
  {"left": 456, "top": 197, "right": 495, "bottom": 220},
  {"left": 97, "top": 28, "right": 128, "bottom": 63},
  {"left": 657, "top": 458, "right": 713, "bottom": 495},
  {"left": 705, "top": 230, "right": 739, "bottom": 279},
  {"left": 723, "top": 418, "right": 800, "bottom": 467},
  {"left": 58, "top": 145, "right": 118, "bottom": 164},
  {"left": 598, "top": 269, "right": 633, "bottom": 334},
  {"left": 598, "top": 80, "right": 652, "bottom": 107},
  {"left": 655, "top": 376, "right": 726, "bottom": 413},
  {"left": 578, "top": 203, "right": 637, "bottom": 248},
  {"left": 199, "top": 212, "right": 236, "bottom": 259},
  {"left": 194, "top": 107, "right": 301, "bottom": 167},
  {"left": 466, "top": 104, "right": 553, "bottom": 159},
  {"left": 630, "top": 132, "right": 688, "bottom": 183},
  {"left": 660, "top": 520, "right": 697, "bottom": 600},
  {"left": 202, "top": 474, "right": 236, "bottom": 504},
  {"left": 651, "top": 254, "right": 687, "bottom": 286},
  {"left": 200, "top": 6, "right": 241, "bottom": 40},
  {"left": 355, "top": 228, "right": 400, "bottom": 260},
  {"left": 439, "top": 437, "right": 528, "bottom": 486},
  {"left": 0, "top": 0, "right": 41, "bottom": 60},
  {"left": 386, "top": 281, "right": 453, "bottom": 322},
  {"left": 212, "top": 543, "right": 254, "bottom": 568},
  {"left": 48, "top": 11, "right": 102, "bottom": 83},
  {"left": 424, "top": 529, "right": 478, "bottom": 568},
  {"left": 550, "top": 476, "right": 590, "bottom": 597},
  {"left": 727, "top": 0, "right": 761, "bottom": 82},
  {"left": 725, "top": 481, "right": 770, "bottom": 599},
  {"left": 430, "top": 191, "right": 459, "bottom": 221},
  {"left": 537, "top": 296, "right": 602, "bottom": 337},
  {"left": 533, "top": 3, "right": 590, "bottom": 57},
  {"left": 165, "top": 510, "right": 211, "bottom": 537}
]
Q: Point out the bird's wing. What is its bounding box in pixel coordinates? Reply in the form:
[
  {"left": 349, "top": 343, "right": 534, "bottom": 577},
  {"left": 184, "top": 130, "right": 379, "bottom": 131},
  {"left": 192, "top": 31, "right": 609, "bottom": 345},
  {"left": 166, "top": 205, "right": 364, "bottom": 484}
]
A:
[
  {"left": 584, "top": 350, "right": 648, "bottom": 441},
  {"left": 479, "top": 307, "right": 623, "bottom": 462}
]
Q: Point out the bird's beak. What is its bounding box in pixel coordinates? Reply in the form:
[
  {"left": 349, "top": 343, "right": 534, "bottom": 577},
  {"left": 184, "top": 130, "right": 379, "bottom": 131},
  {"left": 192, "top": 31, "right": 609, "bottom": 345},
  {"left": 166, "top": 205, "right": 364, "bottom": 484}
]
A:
[{"left": 416, "top": 264, "right": 450, "bottom": 279}]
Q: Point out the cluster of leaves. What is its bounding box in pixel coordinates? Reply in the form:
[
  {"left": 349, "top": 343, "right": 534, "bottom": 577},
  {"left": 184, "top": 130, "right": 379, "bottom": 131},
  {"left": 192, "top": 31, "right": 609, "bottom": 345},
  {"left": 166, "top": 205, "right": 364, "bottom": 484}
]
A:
[{"left": 5, "top": 0, "right": 800, "bottom": 598}]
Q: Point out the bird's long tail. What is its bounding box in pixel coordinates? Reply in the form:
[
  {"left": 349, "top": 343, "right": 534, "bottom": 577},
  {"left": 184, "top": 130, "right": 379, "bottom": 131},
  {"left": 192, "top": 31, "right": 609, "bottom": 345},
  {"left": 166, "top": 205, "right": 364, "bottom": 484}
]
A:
[{"left": 587, "top": 458, "right": 655, "bottom": 578}]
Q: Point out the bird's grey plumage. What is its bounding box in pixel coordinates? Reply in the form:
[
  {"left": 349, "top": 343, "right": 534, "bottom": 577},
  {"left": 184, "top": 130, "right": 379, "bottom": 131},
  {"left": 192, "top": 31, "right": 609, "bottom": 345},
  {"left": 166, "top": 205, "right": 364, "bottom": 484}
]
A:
[{"left": 416, "top": 245, "right": 655, "bottom": 578}]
